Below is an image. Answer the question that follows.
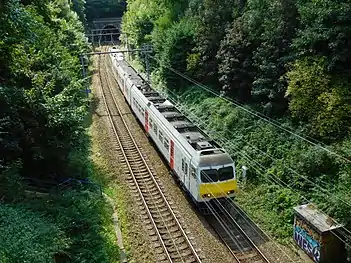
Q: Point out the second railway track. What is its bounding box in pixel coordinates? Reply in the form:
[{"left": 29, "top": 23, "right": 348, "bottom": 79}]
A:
[
  {"left": 98, "top": 52, "right": 201, "bottom": 263},
  {"left": 206, "top": 201, "right": 271, "bottom": 263}
]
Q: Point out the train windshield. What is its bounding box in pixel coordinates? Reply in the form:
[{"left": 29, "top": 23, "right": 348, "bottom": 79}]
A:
[
  {"left": 219, "top": 166, "right": 234, "bottom": 181},
  {"left": 200, "top": 166, "right": 234, "bottom": 183},
  {"left": 200, "top": 169, "right": 218, "bottom": 183}
]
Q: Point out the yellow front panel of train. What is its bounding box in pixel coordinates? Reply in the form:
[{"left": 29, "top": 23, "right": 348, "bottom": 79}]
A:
[{"left": 199, "top": 179, "right": 237, "bottom": 199}]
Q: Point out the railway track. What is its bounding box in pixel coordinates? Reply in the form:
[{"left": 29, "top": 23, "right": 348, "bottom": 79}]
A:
[
  {"left": 206, "top": 201, "right": 271, "bottom": 263},
  {"left": 98, "top": 52, "right": 201, "bottom": 263}
]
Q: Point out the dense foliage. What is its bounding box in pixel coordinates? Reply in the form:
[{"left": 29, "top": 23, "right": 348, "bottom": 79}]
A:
[
  {"left": 122, "top": 0, "right": 351, "bottom": 246},
  {"left": 85, "top": 0, "right": 126, "bottom": 25},
  {"left": 0, "top": 190, "right": 119, "bottom": 262},
  {"left": 170, "top": 87, "right": 350, "bottom": 242},
  {"left": 0, "top": 204, "right": 68, "bottom": 262},
  {"left": 0, "top": 1, "right": 120, "bottom": 262},
  {"left": 0, "top": 0, "right": 89, "bottom": 185},
  {"left": 122, "top": 0, "right": 351, "bottom": 140}
]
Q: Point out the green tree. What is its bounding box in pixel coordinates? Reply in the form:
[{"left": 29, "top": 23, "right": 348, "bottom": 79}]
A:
[
  {"left": 293, "top": 0, "right": 351, "bottom": 74},
  {"left": 250, "top": 0, "right": 298, "bottom": 114},
  {"left": 0, "top": 0, "right": 89, "bottom": 182},
  {"left": 155, "top": 19, "right": 195, "bottom": 89},
  {"left": 217, "top": 16, "right": 255, "bottom": 102},
  {"left": 190, "top": 0, "right": 242, "bottom": 85},
  {"left": 286, "top": 56, "right": 351, "bottom": 139}
]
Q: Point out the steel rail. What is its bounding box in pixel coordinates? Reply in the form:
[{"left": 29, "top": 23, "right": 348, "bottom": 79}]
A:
[
  {"left": 226, "top": 210, "right": 270, "bottom": 263},
  {"left": 98, "top": 52, "right": 201, "bottom": 263},
  {"left": 207, "top": 205, "right": 271, "bottom": 263},
  {"left": 98, "top": 55, "right": 172, "bottom": 262}
]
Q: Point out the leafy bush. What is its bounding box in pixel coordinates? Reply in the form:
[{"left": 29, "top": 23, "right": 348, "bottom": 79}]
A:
[
  {"left": 0, "top": 205, "right": 69, "bottom": 263},
  {"left": 153, "top": 19, "right": 196, "bottom": 89},
  {"left": 0, "top": 190, "right": 119, "bottom": 263},
  {"left": 236, "top": 184, "right": 302, "bottom": 242},
  {"left": 0, "top": 1, "right": 120, "bottom": 262},
  {"left": 29, "top": 190, "right": 120, "bottom": 263},
  {"left": 286, "top": 56, "right": 351, "bottom": 140}
]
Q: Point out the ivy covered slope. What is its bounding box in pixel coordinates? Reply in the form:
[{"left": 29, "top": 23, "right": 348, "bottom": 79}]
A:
[
  {"left": 122, "top": 0, "right": 351, "bottom": 242},
  {"left": 0, "top": 1, "right": 118, "bottom": 262}
]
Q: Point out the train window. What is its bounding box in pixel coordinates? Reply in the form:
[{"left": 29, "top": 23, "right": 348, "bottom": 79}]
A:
[
  {"left": 149, "top": 118, "right": 153, "bottom": 129},
  {"left": 182, "top": 159, "right": 184, "bottom": 171},
  {"left": 218, "top": 166, "right": 234, "bottom": 181},
  {"left": 201, "top": 169, "right": 218, "bottom": 183},
  {"left": 164, "top": 139, "right": 169, "bottom": 151},
  {"left": 159, "top": 131, "right": 163, "bottom": 142},
  {"left": 184, "top": 163, "right": 188, "bottom": 175},
  {"left": 153, "top": 124, "right": 157, "bottom": 134}
]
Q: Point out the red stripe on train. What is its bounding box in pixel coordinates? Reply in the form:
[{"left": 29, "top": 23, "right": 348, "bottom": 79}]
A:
[
  {"left": 170, "top": 140, "right": 175, "bottom": 169},
  {"left": 144, "top": 110, "right": 149, "bottom": 133}
]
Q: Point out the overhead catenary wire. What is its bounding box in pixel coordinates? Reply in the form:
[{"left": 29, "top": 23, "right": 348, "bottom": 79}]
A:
[
  {"left": 180, "top": 101, "right": 351, "bottom": 241},
  {"left": 161, "top": 86, "right": 351, "bottom": 244},
  {"left": 102, "top": 54, "right": 188, "bottom": 262},
  {"left": 201, "top": 173, "right": 294, "bottom": 263},
  {"left": 145, "top": 53, "right": 351, "bottom": 164},
  {"left": 161, "top": 80, "right": 351, "bottom": 210},
  {"left": 122, "top": 51, "right": 351, "bottom": 247},
  {"left": 120, "top": 50, "right": 292, "bottom": 260}
]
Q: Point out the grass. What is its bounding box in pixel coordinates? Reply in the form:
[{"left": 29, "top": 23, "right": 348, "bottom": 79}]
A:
[
  {"left": 0, "top": 186, "right": 120, "bottom": 263},
  {"left": 89, "top": 152, "right": 132, "bottom": 261}
]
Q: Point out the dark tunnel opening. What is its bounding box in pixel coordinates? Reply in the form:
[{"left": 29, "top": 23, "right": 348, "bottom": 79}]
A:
[{"left": 98, "top": 25, "right": 120, "bottom": 44}]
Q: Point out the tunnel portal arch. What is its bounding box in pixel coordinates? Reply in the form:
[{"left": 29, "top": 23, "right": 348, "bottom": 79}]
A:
[
  {"left": 90, "top": 17, "right": 122, "bottom": 44},
  {"left": 100, "top": 24, "right": 120, "bottom": 43}
]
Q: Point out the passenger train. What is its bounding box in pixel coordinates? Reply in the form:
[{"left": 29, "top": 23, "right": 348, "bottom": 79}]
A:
[{"left": 108, "top": 47, "right": 237, "bottom": 213}]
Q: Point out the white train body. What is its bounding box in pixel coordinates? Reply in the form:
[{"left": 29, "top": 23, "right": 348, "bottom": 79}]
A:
[{"left": 108, "top": 48, "right": 237, "bottom": 213}]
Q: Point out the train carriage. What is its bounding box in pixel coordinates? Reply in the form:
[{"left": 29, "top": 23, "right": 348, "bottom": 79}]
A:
[{"left": 108, "top": 48, "right": 237, "bottom": 214}]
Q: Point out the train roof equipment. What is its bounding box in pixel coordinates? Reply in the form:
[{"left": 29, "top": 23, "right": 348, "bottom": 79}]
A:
[{"left": 114, "top": 54, "right": 225, "bottom": 156}]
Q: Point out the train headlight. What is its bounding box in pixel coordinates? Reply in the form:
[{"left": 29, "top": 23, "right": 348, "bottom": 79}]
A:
[
  {"left": 227, "top": 190, "right": 235, "bottom": 195},
  {"left": 202, "top": 193, "right": 212, "bottom": 198}
]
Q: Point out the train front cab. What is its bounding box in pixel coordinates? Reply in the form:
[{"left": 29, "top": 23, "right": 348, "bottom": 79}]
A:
[{"left": 193, "top": 151, "right": 237, "bottom": 214}]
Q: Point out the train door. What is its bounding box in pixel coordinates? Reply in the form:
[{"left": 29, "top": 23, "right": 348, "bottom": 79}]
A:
[
  {"left": 189, "top": 165, "right": 197, "bottom": 198},
  {"left": 127, "top": 82, "right": 131, "bottom": 103},
  {"left": 123, "top": 77, "right": 126, "bottom": 96},
  {"left": 170, "top": 140, "right": 175, "bottom": 170},
  {"left": 183, "top": 158, "right": 190, "bottom": 190}
]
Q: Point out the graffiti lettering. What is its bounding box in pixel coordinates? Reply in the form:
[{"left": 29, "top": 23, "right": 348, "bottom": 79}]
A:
[
  {"left": 294, "top": 225, "right": 321, "bottom": 262},
  {"left": 295, "top": 218, "right": 321, "bottom": 243}
]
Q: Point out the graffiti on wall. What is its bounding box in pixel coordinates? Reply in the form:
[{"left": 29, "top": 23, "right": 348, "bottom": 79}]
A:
[{"left": 294, "top": 218, "right": 321, "bottom": 262}]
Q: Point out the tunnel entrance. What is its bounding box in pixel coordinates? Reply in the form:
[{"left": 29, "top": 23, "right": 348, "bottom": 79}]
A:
[{"left": 99, "top": 25, "right": 120, "bottom": 44}]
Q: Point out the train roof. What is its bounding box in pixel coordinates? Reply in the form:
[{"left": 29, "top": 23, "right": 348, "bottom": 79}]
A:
[
  {"left": 198, "top": 151, "right": 233, "bottom": 167},
  {"left": 116, "top": 59, "right": 221, "bottom": 152}
]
